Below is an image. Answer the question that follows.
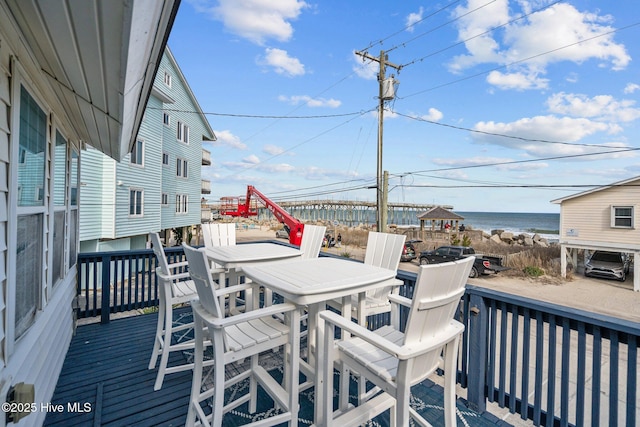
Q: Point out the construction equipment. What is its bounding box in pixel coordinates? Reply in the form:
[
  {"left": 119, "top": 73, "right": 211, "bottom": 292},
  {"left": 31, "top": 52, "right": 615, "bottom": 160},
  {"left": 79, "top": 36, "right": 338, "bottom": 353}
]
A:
[{"left": 220, "top": 186, "right": 305, "bottom": 245}]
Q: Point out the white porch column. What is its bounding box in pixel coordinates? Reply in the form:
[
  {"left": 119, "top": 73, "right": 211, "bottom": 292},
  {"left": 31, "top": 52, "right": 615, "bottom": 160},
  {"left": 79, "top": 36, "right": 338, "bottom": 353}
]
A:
[{"left": 634, "top": 252, "right": 640, "bottom": 292}]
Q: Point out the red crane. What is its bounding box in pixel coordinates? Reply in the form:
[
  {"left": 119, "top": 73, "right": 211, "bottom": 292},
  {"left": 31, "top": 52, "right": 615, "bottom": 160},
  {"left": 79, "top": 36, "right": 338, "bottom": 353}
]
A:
[{"left": 220, "top": 186, "right": 305, "bottom": 246}]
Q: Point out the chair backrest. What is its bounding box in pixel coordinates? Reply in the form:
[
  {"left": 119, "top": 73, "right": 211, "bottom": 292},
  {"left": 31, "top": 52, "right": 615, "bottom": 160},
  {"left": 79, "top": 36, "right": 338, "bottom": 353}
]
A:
[
  {"left": 363, "top": 232, "right": 406, "bottom": 301},
  {"left": 299, "top": 224, "right": 326, "bottom": 259},
  {"left": 364, "top": 232, "right": 406, "bottom": 271},
  {"left": 202, "top": 223, "right": 236, "bottom": 248},
  {"left": 150, "top": 232, "right": 171, "bottom": 275},
  {"left": 402, "top": 256, "right": 474, "bottom": 382},
  {"left": 182, "top": 243, "right": 224, "bottom": 319}
]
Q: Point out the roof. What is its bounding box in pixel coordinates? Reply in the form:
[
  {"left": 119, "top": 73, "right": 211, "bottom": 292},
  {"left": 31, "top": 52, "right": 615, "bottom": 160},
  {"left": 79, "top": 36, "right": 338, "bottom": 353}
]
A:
[
  {"left": 417, "top": 206, "right": 465, "bottom": 220},
  {"left": 4, "top": 0, "right": 181, "bottom": 160},
  {"left": 551, "top": 175, "right": 640, "bottom": 204}
]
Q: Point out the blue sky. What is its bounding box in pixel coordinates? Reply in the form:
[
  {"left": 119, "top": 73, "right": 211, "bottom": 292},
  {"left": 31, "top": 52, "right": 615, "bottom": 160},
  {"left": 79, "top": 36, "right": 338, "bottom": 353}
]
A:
[{"left": 168, "top": 0, "right": 640, "bottom": 213}]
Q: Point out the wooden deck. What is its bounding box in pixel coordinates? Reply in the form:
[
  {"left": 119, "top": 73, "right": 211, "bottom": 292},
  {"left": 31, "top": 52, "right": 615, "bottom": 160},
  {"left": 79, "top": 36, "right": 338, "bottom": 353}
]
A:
[{"left": 44, "top": 307, "right": 511, "bottom": 427}]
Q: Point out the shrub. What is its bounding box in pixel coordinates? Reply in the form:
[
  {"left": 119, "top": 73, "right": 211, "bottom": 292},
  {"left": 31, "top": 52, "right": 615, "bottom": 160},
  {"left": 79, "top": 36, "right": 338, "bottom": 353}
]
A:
[
  {"left": 340, "top": 251, "right": 352, "bottom": 258},
  {"left": 523, "top": 266, "right": 545, "bottom": 277}
]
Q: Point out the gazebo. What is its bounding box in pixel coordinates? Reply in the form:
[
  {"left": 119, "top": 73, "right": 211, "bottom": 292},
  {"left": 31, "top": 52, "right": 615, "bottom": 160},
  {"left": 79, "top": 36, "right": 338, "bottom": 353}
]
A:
[{"left": 417, "top": 206, "right": 465, "bottom": 232}]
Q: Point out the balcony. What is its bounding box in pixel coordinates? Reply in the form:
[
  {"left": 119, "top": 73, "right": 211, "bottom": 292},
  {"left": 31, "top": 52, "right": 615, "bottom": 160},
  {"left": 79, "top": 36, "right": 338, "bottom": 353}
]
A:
[
  {"left": 201, "top": 179, "right": 211, "bottom": 194},
  {"left": 44, "top": 242, "right": 640, "bottom": 426},
  {"left": 202, "top": 148, "right": 211, "bottom": 166}
]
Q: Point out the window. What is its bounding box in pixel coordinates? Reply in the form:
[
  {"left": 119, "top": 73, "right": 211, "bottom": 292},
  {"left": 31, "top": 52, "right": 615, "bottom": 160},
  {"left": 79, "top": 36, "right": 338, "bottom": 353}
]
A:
[
  {"left": 161, "top": 193, "right": 168, "bottom": 206},
  {"left": 163, "top": 71, "right": 172, "bottom": 87},
  {"left": 52, "top": 131, "right": 67, "bottom": 286},
  {"left": 15, "top": 85, "right": 47, "bottom": 339},
  {"left": 611, "top": 206, "right": 634, "bottom": 228},
  {"left": 130, "top": 139, "right": 144, "bottom": 166},
  {"left": 162, "top": 152, "right": 169, "bottom": 166},
  {"left": 129, "top": 189, "right": 143, "bottom": 217},
  {"left": 177, "top": 121, "right": 189, "bottom": 143},
  {"left": 163, "top": 113, "right": 170, "bottom": 126},
  {"left": 177, "top": 158, "right": 188, "bottom": 178},
  {"left": 176, "top": 194, "right": 188, "bottom": 214}
]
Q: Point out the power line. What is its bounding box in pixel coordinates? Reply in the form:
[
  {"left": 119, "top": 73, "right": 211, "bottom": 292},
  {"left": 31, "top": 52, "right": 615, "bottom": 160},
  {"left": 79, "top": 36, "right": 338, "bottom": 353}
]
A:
[
  {"left": 150, "top": 107, "right": 369, "bottom": 119},
  {"left": 391, "top": 109, "right": 639, "bottom": 150},
  {"left": 401, "top": 21, "right": 640, "bottom": 99},
  {"left": 398, "top": 0, "right": 562, "bottom": 69}
]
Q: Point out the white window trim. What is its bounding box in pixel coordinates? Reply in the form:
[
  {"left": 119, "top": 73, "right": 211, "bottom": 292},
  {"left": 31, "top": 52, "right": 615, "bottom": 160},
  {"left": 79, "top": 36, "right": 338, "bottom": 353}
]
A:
[
  {"left": 162, "top": 152, "right": 169, "bottom": 167},
  {"left": 163, "top": 71, "right": 172, "bottom": 88},
  {"left": 176, "top": 158, "right": 188, "bottom": 178},
  {"left": 177, "top": 121, "right": 189, "bottom": 144},
  {"left": 610, "top": 205, "right": 634, "bottom": 229},
  {"left": 176, "top": 194, "right": 188, "bottom": 214},
  {"left": 129, "top": 188, "right": 144, "bottom": 217},
  {"left": 163, "top": 112, "right": 170, "bottom": 127},
  {"left": 161, "top": 193, "right": 168, "bottom": 206}
]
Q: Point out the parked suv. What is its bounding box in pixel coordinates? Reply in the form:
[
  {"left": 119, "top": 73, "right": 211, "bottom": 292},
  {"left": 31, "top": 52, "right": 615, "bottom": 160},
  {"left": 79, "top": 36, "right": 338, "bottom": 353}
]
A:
[{"left": 584, "top": 251, "right": 630, "bottom": 282}]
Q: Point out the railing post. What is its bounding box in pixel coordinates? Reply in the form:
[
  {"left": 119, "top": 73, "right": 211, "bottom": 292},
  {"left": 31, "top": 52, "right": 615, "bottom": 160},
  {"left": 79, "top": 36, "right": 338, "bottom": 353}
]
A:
[
  {"left": 467, "top": 292, "right": 488, "bottom": 412},
  {"left": 101, "top": 254, "right": 111, "bottom": 324}
]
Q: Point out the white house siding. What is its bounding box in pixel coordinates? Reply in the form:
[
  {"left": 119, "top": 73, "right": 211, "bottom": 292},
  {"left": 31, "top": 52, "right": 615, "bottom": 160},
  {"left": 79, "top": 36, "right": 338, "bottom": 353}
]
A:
[
  {"left": 559, "top": 181, "right": 640, "bottom": 246},
  {"left": 0, "top": 13, "right": 79, "bottom": 426},
  {"left": 158, "top": 50, "right": 209, "bottom": 231}
]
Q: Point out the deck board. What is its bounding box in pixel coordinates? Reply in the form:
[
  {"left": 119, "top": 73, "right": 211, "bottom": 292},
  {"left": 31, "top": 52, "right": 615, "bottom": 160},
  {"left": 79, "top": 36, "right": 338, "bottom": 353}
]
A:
[{"left": 46, "top": 307, "right": 509, "bottom": 427}]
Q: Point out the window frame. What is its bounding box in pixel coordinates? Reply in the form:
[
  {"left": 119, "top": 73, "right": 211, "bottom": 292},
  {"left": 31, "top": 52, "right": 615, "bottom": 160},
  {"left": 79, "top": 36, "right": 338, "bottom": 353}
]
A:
[
  {"left": 129, "top": 188, "right": 144, "bottom": 217},
  {"left": 177, "top": 121, "right": 189, "bottom": 144},
  {"left": 162, "top": 152, "right": 169, "bottom": 167},
  {"left": 161, "top": 193, "right": 169, "bottom": 206},
  {"left": 175, "top": 194, "right": 188, "bottom": 214},
  {"left": 163, "top": 71, "right": 172, "bottom": 88},
  {"left": 163, "top": 112, "right": 170, "bottom": 127},
  {"left": 611, "top": 205, "right": 634, "bottom": 229},
  {"left": 176, "top": 158, "right": 188, "bottom": 178},
  {"left": 129, "top": 138, "right": 144, "bottom": 167}
]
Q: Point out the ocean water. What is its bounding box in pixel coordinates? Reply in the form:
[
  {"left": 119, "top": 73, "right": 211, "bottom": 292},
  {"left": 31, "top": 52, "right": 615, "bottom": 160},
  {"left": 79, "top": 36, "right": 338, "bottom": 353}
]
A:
[{"left": 454, "top": 211, "right": 560, "bottom": 240}]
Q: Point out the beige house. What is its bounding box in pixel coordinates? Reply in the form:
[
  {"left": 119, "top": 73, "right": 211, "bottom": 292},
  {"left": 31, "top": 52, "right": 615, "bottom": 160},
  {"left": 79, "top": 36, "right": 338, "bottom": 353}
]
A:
[{"left": 551, "top": 175, "right": 640, "bottom": 292}]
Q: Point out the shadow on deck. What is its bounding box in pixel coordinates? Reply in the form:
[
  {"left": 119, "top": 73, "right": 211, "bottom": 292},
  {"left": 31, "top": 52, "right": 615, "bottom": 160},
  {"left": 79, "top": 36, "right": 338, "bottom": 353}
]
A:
[{"left": 44, "top": 307, "right": 512, "bottom": 427}]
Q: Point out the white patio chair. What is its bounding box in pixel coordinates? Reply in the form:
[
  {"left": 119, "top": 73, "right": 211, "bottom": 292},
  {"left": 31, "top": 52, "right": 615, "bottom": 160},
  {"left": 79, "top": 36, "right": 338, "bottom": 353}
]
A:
[
  {"left": 328, "top": 231, "right": 406, "bottom": 326},
  {"left": 326, "top": 231, "right": 406, "bottom": 402},
  {"left": 319, "top": 255, "right": 474, "bottom": 427},
  {"left": 202, "top": 222, "right": 236, "bottom": 248},
  {"left": 148, "top": 232, "right": 206, "bottom": 391},
  {"left": 182, "top": 243, "right": 299, "bottom": 427},
  {"left": 299, "top": 224, "right": 326, "bottom": 259}
]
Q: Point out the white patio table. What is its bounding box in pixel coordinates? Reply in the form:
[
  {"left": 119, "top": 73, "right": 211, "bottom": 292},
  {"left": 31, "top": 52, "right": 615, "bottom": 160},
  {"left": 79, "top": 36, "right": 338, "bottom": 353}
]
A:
[
  {"left": 242, "top": 257, "right": 398, "bottom": 426},
  {"left": 204, "top": 242, "right": 304, "bottom": 312}
]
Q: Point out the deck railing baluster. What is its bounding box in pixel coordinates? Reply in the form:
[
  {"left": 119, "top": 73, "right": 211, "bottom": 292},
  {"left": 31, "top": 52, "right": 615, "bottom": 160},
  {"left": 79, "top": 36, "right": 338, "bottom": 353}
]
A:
[{"left": 74, "top": 243, "right": 639, "bottom": 426}]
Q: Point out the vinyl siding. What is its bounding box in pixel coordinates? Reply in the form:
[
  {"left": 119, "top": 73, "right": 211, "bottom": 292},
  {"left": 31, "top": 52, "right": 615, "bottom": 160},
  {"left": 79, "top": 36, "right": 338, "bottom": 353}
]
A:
[
  {"left": 560, "top": 180, "right": 640, "bottom": 245},
  {"left": 157, "top": 52, "right": 206, "bottom": 230},
  {"left": 0, "top": 15, "right": 77, "bottom": 426},
  {"left": 113, "top": 96, "right": 163, "bottom": 238},
  {"left": 79, "top": 146, "right": 116, "bottom": 240}
]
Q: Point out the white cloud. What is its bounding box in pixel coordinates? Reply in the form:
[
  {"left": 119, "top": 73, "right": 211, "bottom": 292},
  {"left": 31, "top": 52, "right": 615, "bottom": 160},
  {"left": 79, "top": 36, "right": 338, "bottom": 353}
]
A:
[
  {"left": 547, "top": 92, "right": 640, "bottom": 123},
  {"left": 260, "top": 48, "right": 305, "bottom": 76},
  {"left": 211, "top": 129, "right": 247, "bottom": 150},
  {"left": 242, "top": 154, "right": 261, "bottom": 164},
  {"left": 278, "top": 95, "right": 341, "bottom": 108},
  {"left": 263, "top": 144, "right": 287, "bottom": 156},
  {"left": 449, "top": 2, "right": 630, "bottom": 90},
  {"left": 624, "top": 83, "right": 640, "bottom": 94},
  {"left": 190, "top": 0, "right": 307, "bottom": 45},
  {"left": 472, "top": 115, "right": 629, "bottom": 157},
  {"left": 420, "top": 108, "right": 444, "bottom": 122},
  {"left": 352, "top": 51, "right": 378, "bottom": 80},
  {"left": 405, "top": 7, "right": 424, "bottom": 32},
  {"left": 486, "top": 71, "right": 549, "bottom": 91},
  {"left": 432, "top": 156, "right": 513, "bottom": 167}
]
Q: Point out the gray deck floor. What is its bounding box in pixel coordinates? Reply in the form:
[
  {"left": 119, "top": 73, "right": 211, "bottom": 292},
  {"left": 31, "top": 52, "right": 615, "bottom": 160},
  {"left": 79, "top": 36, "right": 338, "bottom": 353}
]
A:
[{"left": 45, "top": 308, "right": 513, "bottom": 426}]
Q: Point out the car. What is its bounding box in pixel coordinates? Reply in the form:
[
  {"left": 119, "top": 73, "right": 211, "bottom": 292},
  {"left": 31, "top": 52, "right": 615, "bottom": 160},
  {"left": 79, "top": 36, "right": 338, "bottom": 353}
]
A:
[
  {"left": 418, "top": 245, "right": 509, "bottom": 278},
  {"left": 400, "top": 239, "right": 421, "bottom": 262},
  {"left": 275, "top": 228, "right": 289, "bottom": 239},
  {"left": 584, "top": 251, "right": 630, "bottom": 282}
]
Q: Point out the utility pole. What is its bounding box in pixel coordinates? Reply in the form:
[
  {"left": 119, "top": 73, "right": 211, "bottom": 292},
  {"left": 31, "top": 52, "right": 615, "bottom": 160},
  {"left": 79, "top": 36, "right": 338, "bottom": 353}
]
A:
[{"left": 355, "top": 50, "right": 400, "bottom": 233}]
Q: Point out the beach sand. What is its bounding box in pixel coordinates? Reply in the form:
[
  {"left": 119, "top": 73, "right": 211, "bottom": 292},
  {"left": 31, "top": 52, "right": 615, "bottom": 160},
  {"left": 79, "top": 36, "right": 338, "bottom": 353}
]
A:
[{"left": 237, "top": 225, "right": 640, "bottom": 323}]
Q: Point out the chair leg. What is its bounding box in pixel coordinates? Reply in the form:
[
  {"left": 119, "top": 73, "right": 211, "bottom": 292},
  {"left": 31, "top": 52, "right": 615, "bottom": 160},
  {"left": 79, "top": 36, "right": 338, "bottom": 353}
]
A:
[
  {"left": 153, "top": 299, "right": 174, "bottom": 391},
  {"left": 148, "top": 293, "right": 166, "bottom": 369},
  {"left": 395, "top": 360, "right": 412, "bottom": 427},
  {"left": 249, "top": 355, "right": 258, "bottom": 413},
  {"left": 186, "top": 313, "right": 204, "bottom": 427},
  {"left": 443, "top": 337, "right": 460, "bottom": 427}
]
